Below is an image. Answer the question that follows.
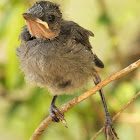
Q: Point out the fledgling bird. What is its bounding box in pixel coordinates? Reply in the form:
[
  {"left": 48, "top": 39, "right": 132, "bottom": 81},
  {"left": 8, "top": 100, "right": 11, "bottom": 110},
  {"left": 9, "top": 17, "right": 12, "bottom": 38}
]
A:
[{"left": 16, "top": 1, "right": 118, "bottom": 139}]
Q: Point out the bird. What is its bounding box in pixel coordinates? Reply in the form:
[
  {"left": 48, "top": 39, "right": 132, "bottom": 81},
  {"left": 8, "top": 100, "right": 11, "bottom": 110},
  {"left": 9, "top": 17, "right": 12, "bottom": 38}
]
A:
[{"left": 16, "top": 1, "right": 118, "bottom": 140}]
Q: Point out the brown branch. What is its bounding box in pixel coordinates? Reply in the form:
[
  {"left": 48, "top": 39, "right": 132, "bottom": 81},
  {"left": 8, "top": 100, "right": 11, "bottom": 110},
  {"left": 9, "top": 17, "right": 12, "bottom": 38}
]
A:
[
  {"left": 90, "top": 91, "right": 140, "bottom": 140},
  {"left": 30, "top": 59, "right": 140, "bottom": 140}
]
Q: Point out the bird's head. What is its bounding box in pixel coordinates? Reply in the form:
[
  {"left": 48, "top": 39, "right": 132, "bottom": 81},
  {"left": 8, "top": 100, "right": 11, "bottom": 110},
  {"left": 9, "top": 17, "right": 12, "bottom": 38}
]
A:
[{"left": 22, "top": 1, "right": 62, "bottom": 39}]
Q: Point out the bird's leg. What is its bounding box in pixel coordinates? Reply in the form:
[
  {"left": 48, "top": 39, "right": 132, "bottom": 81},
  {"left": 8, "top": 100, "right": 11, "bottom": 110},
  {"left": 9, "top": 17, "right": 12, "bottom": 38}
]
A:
[
  {"left": 49, "top": 95, "right": 67, "bottom": 127},
  {"left": 93, "top": 72, "right": 119, "bottom": 140}
]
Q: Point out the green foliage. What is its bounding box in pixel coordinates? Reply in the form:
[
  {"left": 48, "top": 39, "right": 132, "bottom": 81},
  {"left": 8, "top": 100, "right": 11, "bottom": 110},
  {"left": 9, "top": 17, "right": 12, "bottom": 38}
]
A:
[{"left": 98, "top": 13, "right": 111, "bottom": 25}]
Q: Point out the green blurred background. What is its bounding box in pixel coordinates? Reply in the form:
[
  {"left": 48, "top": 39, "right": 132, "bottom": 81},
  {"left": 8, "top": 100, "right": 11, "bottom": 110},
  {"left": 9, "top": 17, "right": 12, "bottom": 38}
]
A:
[{"left": 0, "top": 0, "right": 140, "bottom": 140}]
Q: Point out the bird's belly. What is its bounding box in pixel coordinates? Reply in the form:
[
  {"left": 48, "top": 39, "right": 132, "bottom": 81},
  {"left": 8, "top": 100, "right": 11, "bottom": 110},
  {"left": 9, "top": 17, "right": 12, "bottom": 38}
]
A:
[
  {"left": 25, "top": 56, "right": 93, "bottom": 95},
  {"left": 17, "top": 41, "right": 95, "bottom": 95}
]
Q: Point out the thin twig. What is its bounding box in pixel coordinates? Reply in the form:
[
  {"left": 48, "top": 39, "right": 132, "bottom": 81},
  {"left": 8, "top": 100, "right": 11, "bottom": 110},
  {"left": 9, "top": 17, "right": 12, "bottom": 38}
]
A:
[
  {"left": 90, "top": 91, "right": 140, "bottom": 140},
  {"left": 30, "top": 59, "right": 140, "bottom": 140}
]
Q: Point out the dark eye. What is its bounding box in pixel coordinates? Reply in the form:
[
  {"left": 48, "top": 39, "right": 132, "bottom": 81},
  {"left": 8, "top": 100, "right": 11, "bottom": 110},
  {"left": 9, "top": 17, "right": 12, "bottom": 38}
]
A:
[{"left": 48, "top": 15, "right": 55, "bottom": 22}]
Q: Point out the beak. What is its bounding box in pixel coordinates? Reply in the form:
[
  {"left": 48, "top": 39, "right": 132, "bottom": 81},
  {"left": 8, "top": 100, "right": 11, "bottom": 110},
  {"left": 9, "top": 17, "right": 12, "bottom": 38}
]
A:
[
  {"left": 22, "top": 13, "right": 35, "bottom": 20},
  {"left": 22, "top": 13, "right": 57, "bottom": 39},
  {"left": 22, "top": 13, "right": 49, "bottom": 29}
]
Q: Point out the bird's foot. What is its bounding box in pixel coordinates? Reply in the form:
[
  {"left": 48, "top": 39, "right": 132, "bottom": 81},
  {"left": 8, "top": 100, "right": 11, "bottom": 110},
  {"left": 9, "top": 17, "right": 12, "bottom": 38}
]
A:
[
  {"left": 104, "top": 115, "right": 119, "bottom": 140},
  {"left": 49, "top": 104, "right": 68, "bottom": 127}
]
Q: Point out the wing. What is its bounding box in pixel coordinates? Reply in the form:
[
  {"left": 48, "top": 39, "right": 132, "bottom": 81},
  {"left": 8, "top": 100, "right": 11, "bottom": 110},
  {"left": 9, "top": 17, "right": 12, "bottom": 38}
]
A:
[
  {"left": 60, "top": 21, "right": 94, "bottom": 50},
  {"left": 93, "top": 54, "right": 104, "bottom": 68},
  {"left": 61, "top": 21, "right": 104, "bottom": 68}
]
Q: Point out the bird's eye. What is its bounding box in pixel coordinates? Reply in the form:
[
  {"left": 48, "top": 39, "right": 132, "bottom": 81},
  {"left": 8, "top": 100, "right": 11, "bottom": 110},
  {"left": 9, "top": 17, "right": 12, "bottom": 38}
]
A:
[{"left": 48, "top": 15, "right": 55, "bottom": 22}]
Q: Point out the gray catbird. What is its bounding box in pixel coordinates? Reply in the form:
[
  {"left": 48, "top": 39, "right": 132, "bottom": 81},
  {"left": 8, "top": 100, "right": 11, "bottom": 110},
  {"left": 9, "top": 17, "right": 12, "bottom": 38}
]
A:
[{"left": 16, "top": 1, "right": 118, "bottom": 139}]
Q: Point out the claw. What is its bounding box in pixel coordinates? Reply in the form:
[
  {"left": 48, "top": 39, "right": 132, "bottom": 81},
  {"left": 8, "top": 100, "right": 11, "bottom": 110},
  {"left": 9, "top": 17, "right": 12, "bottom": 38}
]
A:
[
  {"left": 49, "top": 105, "right": 68, "bottom": 127},
  {"left": 104, "top": 116, "right": 119, "bottom": 140}
]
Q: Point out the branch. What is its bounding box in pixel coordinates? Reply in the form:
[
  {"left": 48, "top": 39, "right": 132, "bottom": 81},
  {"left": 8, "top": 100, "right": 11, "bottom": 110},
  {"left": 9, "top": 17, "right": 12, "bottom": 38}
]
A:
[
  {"left": 90, "top": 91, "right": 140, "bottom": 140},
  {"left": 30, "top": 59, "right": 140, "bottom": 140}
]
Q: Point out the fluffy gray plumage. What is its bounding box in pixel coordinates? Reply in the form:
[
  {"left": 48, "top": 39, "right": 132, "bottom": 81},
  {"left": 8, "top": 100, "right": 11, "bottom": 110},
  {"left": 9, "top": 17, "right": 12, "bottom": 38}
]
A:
[{"left": 16, "top": 1, "right": 104, "bottom": 95}]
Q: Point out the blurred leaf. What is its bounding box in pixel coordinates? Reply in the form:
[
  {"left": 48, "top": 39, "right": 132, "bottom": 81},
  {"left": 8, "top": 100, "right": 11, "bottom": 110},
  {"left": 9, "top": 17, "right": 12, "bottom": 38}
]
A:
[
  {"left": 5, "top": 4, "right": 25, "bottom": 90},
  {"left": 98, "top": 13, "right": 111, "bottom": 25},
  {"left": 114, "top": 82, "right": 136, "bottom": 103},
  {"left": 7, "top": 101, "right": 23, "bottom": 119},
  {"left": 0, "top": 9, "right": 13, "bottom": 38}
]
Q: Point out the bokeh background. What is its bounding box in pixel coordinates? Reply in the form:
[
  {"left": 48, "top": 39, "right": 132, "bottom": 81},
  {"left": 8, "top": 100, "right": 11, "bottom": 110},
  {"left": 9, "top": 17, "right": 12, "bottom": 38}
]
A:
[{"left": 0, "top": 0, "right": 140, "bottom": 140}]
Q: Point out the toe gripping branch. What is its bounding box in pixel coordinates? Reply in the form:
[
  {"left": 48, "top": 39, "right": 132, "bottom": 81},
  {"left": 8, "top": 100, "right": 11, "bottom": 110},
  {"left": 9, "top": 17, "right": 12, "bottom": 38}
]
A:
[
  {"left": 49, "top": 95, "right": 68, "bottom": 127},
  {"left": 93, "top": 72, "right": 119, "bottom": 140}
]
